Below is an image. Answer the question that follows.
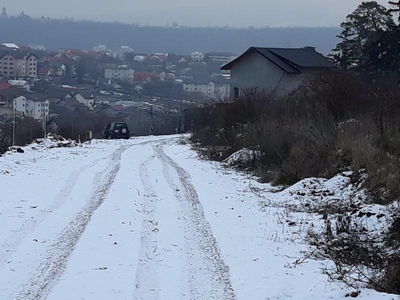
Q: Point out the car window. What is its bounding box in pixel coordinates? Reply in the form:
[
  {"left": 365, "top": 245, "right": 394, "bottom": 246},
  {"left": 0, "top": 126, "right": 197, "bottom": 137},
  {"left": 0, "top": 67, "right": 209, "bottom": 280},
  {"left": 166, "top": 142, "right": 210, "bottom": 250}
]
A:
[{"left": 114, "top": 123, "right": 128, "bottom": 130}]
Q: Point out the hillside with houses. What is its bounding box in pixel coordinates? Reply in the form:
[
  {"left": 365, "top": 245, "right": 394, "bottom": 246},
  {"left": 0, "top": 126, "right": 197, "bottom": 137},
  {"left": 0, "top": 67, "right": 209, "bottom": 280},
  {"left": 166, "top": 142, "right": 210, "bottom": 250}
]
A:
[
  {"left": 1, "top": 1, "right": 400, "bottom": 297},
  {"left": 0, "top": 41, "right": 236, "bottom": 147}
]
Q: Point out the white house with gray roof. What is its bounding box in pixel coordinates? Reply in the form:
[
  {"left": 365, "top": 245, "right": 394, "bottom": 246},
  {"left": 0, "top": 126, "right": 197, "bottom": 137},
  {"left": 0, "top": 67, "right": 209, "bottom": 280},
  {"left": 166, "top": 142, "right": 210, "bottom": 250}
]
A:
[
  {"left": 65, "top": 90, "right": 94, "bottom": 109},
  {"left": 13, "top": 94, "right": 49, "bottom": 120},
  {"left": 221, "top": 47, "right": 333, "bottom": 97},
  {"left": 183, "top": 76, "right": 230, "bottom": 99}
]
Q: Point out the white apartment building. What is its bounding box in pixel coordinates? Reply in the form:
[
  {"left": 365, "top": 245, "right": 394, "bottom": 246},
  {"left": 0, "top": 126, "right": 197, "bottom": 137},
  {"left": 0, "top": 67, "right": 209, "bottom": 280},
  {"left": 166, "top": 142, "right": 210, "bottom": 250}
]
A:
[
  {"left": 205, "top": 52, "right": 237, "bottom": 65},
  {"left": 191, "top": 51, "right": 204, "bottom": 62},
  {"left": 104, "top": 67, "right": 134, "bottom": 83},
  {"left": 13, "top": 94, "right": 49, "bottom": 120},
  {"left": 0, "top": 51, "right": 37, "bottom": 78},
  {"left": 183, "top": 78, "right": 230, "bottom": 99}
]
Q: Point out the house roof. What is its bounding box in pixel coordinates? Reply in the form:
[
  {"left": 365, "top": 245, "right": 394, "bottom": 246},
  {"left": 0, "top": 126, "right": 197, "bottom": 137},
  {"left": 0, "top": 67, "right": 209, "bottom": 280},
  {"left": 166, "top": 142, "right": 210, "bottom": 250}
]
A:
[
  {"left": 71, "top": 90, "right": 93, "bottom": 99},
  {"left": 0, "top": 82, "right": 16, "bottom": 91},
  {"left": 57, "top": 97, "right": 83, "bottom": 107},
  {"left": 38, "top": 67, "right": 51, "bottom": 74},
  {"left": 24, "top": 93, "right": 48, "bottom": 102},
  {"left": 0, "top": 89, "right": 23, "bottom": 100},
  {"left": 134, "top": 72, "right": 160, "bottom": 82},
  {"left": 0, "top": 50, "right": 36, "bottom": 60},
  {"left": 183, "top": 78, "right": 212, "bottom": 85},
  {"left": 14, "top": 92, "right": 47, "bottom": 102},
  {"left": 221, "top": 47, "right": 333, "bottom": 73}
]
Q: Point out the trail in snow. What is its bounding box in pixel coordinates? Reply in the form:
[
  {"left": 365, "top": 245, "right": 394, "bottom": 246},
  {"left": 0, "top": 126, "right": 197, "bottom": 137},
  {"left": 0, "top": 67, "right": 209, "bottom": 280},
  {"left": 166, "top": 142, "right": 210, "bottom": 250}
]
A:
[
  {"left": 133, "top": 154, "right": 161, "bottom": 300},
  {"left": 14, "top": 146, "right": 128, "bottom": 300},
  {"left": 155, "top": 144, "right": 236, "bottom": 300},
  {"left": 0, "top": 157, "right": 101, "bottom": 269}
]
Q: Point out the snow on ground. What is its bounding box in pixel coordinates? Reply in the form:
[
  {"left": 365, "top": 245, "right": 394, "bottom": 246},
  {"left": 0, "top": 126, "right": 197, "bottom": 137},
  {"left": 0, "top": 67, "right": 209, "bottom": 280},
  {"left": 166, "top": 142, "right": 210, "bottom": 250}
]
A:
[{"left": 0, "top": 134, "right": 398, "bottom": 300}]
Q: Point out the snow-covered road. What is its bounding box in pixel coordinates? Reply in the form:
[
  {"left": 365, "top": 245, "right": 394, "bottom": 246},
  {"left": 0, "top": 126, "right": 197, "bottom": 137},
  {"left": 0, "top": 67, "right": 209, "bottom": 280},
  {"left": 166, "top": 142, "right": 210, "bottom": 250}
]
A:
[{"left": 0, "top": 135, "right": 397, "bottom": 300}]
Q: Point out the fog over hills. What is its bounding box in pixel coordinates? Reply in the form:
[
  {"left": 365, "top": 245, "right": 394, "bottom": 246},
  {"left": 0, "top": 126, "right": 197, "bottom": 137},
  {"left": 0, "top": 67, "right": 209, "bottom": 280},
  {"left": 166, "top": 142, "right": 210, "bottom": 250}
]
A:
[{"left": 0, "top": 16, "right": 340, "bottom": 54}]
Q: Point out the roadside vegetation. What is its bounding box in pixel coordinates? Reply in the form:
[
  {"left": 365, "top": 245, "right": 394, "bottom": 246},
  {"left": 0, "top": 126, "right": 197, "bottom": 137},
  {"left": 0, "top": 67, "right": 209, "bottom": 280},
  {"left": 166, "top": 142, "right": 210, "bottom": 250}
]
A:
[{"left": 189, "top": 1, "right": 400, "bottom": 294}]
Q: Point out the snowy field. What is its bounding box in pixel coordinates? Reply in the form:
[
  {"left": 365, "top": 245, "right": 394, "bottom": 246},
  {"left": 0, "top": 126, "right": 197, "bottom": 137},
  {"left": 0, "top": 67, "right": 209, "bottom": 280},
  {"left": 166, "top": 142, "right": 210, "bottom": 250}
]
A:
[{"left": 0, "top": 134, "right": 398, "bottom": 300}]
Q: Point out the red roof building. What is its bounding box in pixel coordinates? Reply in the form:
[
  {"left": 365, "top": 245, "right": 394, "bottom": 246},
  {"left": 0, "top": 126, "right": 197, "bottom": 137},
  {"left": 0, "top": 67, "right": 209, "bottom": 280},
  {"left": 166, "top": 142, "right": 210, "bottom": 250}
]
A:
[{"left": 133, "top": 72, "right": 160, "bottom": 82}]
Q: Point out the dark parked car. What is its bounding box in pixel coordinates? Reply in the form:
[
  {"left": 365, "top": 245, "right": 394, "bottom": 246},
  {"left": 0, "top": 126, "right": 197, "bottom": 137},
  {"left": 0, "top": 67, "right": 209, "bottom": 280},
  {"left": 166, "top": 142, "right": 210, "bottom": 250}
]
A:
[{"left": 103, "top": 122, "right": 130, "bottom": 139}]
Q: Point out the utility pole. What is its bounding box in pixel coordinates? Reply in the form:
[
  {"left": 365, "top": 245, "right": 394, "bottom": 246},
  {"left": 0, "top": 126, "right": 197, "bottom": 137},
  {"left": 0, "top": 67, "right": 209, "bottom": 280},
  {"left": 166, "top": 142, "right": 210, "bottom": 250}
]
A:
[
  {"left": 43, "top": 114, "right": 47, "bottom": 138},
  {"left": 149, "top": 105, "right": 154, "bottom": 135},
  {"left": 12, "top": 105, "right": 16, "bottom": 146}
]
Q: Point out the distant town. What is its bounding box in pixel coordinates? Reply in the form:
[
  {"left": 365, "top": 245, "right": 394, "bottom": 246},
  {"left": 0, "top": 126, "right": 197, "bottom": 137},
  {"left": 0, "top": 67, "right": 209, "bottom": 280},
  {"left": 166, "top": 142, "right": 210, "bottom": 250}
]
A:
[{"left": 0, "top": 39, "right": 235, "bottom": 138}]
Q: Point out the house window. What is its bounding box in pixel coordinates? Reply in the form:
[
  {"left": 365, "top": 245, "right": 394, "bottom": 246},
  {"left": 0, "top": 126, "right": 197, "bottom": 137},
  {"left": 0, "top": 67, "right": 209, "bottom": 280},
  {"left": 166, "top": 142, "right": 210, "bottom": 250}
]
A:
[{"left": 234, "top": 87, "right": 239, "bottom": 98}]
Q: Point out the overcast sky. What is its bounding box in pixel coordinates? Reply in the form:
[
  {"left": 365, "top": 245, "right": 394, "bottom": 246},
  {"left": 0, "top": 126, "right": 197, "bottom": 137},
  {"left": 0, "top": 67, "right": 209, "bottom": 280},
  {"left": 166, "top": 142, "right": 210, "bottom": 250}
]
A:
[{"left": 2, "top": 0, "right": 391, "bottom": 27}]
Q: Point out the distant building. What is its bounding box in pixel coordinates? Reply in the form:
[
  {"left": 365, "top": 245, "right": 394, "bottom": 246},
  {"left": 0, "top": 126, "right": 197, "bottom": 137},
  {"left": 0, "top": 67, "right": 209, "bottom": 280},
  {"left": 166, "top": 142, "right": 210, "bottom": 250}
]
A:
[
  {"left": 0, "top": 49, "right": 38, "bottom": 78},
  {"left": 13, "top": 94, "right": 49, "bottom": 120},
  {"left": 205, "top": 52, "right": 237, "bottom": 65},
  {"left": 1, "top": 43, "right": 19, "bottom": 50},
  {"left": 120, "top": 46, "right": 134, "bottom": 53},
  {"left": 93, "top": 45, "right": 107, "bottom": 52},
  {"left": 191, "top": 51, "right": 204, "bottom": 62},
  {"left": 8, "top": 80, "right": 30, "bottom": 91},
  {"left": 65, "top": 90, "right": 94, "bottom": 109},
  {"left": 133, "top": 55, "right": 147, "bottom": 62},
  {"left": 134, "top": 72, "right": 163, "bottom": 83},
  {"left": 183, "top": 76, "right": 230, "bottom": 99},
  {"left": 105, "top": 67, "right": 134, "bottom": 83},
  {"left": 55, "top": 97, "right": 85, "bottom": 112},
  {"left": 0, "top": 7, "right": 8, "bottom": 19},
  {"left": 28, "top": 44, "right": 46, "bottom": 51}
]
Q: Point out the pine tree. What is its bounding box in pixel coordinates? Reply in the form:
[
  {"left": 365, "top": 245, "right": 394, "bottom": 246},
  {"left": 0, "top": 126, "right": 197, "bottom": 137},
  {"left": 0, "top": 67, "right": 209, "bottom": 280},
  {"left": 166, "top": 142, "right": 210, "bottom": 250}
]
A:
[{"left": 331, "top": 1, "right": 394, "bottom": 70}]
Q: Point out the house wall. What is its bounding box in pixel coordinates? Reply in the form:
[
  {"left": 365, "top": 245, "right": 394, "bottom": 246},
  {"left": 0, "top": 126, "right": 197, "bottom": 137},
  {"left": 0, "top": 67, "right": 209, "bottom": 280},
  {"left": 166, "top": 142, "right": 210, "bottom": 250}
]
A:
[
  {"left": 13, "top": 96, "right": 27, "bottom": 114},
  {"left": 0, "top": 54, "right": 37, "bottom": 78},
  {"left": 183, "top": 82, "right": 215, "bottom": 98},
  {"left": 14, "top": 96, "right": 48, "bottom": 119},
  {"left": 0, "top": 54, "right": 16, "bottom": 77},
  {"left": 208, "top": 54, "right": 237, "bottom": 65},
  {"left": 74, "top": 93, "right": 94, "bottom": 109},
  {"left": 26, "top": 56, "right": 37, "bottom": 78},
  {"left": 229, "top": 51, "right": 307, "bottom": 96},
  {"left": 27, "top": 100, "right": 49, "bottom": 119},
  {"left": 105, "top": 68, "right": 134, "bottom": 83}
]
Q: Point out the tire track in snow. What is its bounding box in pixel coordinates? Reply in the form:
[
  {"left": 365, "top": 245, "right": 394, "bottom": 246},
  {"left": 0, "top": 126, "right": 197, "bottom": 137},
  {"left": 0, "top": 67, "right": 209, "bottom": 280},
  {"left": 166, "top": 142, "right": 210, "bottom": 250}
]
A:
[
  {"left": 133, "top": 154, "right": 160, "bottom": 300},
  {"left": 155, "top": 144, "right": 236, "bottom": 300},
  {"left": 0, "top": 157, "right": 101, "bottom": 269},
  {"left": 14, "top": 145, "right": 128, "bottom": 300}
]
